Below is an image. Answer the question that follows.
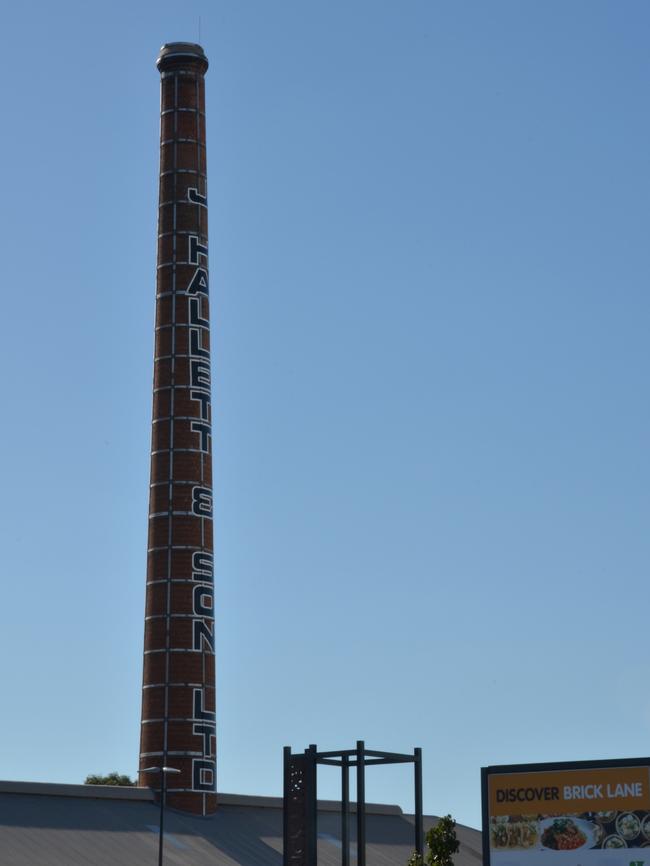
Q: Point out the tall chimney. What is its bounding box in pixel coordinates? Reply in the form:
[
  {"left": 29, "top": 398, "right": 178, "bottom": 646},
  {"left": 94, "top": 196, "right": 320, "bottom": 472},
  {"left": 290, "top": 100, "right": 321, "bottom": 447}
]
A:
[{"left": 139, "top": 42, "right": 216, "bottom": 816}]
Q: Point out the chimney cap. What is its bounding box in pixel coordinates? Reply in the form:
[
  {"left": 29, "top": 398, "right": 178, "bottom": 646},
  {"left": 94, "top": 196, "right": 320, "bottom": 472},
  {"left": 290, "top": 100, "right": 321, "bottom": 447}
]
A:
[{"left": 157, "top": 42, "right": 208, "bottom": 73}]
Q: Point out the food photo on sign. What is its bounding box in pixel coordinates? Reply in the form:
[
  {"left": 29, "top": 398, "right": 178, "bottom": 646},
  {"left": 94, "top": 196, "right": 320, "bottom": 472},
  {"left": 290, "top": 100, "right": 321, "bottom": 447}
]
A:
[{"left": 482, "top": 761, "right": 650, "bottom": 866}]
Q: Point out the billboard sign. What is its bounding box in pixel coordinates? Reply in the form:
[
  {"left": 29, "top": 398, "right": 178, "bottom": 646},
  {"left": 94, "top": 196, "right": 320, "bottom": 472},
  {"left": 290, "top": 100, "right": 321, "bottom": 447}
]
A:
[{"left": 482, "top": 759, "right": 650, "bottom": 866}]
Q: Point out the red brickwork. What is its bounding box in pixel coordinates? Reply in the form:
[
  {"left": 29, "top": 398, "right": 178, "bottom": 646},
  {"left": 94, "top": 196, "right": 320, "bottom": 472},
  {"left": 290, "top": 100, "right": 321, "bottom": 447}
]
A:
[{"left": 138, "top": 43, "right": 216, "bottom": 816}]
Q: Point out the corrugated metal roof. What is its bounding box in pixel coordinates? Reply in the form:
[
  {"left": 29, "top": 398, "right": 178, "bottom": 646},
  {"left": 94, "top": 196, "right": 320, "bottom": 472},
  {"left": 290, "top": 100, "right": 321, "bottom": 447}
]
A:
[{"left": 0, "top": 782, "right": 482, "bottom": 866}]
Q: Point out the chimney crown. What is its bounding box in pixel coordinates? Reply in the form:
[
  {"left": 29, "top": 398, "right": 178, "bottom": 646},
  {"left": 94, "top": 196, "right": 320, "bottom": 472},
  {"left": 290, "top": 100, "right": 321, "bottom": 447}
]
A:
[{"left": 157, "top": 42, "right": 208, "bottom": 73}]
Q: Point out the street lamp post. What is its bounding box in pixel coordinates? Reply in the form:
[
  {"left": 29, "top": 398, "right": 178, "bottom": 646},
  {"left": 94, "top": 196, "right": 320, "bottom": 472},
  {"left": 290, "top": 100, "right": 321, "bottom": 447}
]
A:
[{"left": 143, "top": 765, "right": 181, "bottom": 866}]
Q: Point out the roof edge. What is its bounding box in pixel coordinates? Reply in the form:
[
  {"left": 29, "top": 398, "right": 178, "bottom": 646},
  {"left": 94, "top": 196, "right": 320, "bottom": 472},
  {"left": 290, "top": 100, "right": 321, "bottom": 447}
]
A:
[
  {"left": 0, "top": 780, "right": 154, "bottom": 800},
  {"left": 0, "top": 781, "right": 403, "bottom": 814},
  {"left": 218, "top": 792, "right": 403, "bottom": 815}
]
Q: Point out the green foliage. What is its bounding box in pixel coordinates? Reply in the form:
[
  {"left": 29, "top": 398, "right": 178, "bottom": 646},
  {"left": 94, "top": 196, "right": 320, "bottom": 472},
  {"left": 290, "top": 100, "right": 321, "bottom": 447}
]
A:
[
  {"left": 408, "top": 814, "right": 459, "bottom": 866},
  {"left": 426, "top": 815, "right": 460, "bottom": 866},
  {"left": 84, "top": 772, "right": 135, "bottom": 787}
]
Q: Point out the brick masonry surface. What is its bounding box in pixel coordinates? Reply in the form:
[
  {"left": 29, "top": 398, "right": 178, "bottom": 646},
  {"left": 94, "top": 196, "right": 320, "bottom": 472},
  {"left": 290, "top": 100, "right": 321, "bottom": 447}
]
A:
[{"left": 138, "top": 44, "right": 217, "bottom": 817}]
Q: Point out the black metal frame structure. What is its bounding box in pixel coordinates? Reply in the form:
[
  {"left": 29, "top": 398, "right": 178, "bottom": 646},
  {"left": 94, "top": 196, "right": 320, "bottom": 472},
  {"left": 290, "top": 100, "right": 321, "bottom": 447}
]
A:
[{"left": 283, "top": 741, "right": 423, "bottom": 866}]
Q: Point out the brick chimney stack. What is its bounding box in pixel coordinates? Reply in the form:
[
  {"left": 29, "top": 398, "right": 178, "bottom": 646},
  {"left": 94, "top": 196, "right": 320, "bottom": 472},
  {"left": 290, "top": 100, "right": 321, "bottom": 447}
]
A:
[{"left": 139, "top": 42, "right": 216, "bottom": 816}]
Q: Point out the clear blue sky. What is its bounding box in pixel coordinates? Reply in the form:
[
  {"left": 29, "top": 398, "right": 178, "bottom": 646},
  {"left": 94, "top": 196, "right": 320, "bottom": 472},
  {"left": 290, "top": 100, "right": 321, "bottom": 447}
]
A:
[{"left": 0, "top": 0, "right": 648, "bottom": 831}]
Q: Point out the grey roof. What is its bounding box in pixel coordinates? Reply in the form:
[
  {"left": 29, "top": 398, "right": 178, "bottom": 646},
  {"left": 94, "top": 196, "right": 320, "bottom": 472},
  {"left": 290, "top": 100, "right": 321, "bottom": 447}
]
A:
[{"left": 0, "top": 780, "right": 483, "bottom": 866}]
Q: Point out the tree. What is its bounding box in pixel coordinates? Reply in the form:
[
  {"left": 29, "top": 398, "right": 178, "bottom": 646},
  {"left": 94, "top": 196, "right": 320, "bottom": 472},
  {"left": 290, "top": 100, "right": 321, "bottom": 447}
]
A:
[
  {"left": 84, "top": 772, "right": 135, "bottom": 786},
  {"left": 407, "top": 814, "right": 460, "bottom": 866}
]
